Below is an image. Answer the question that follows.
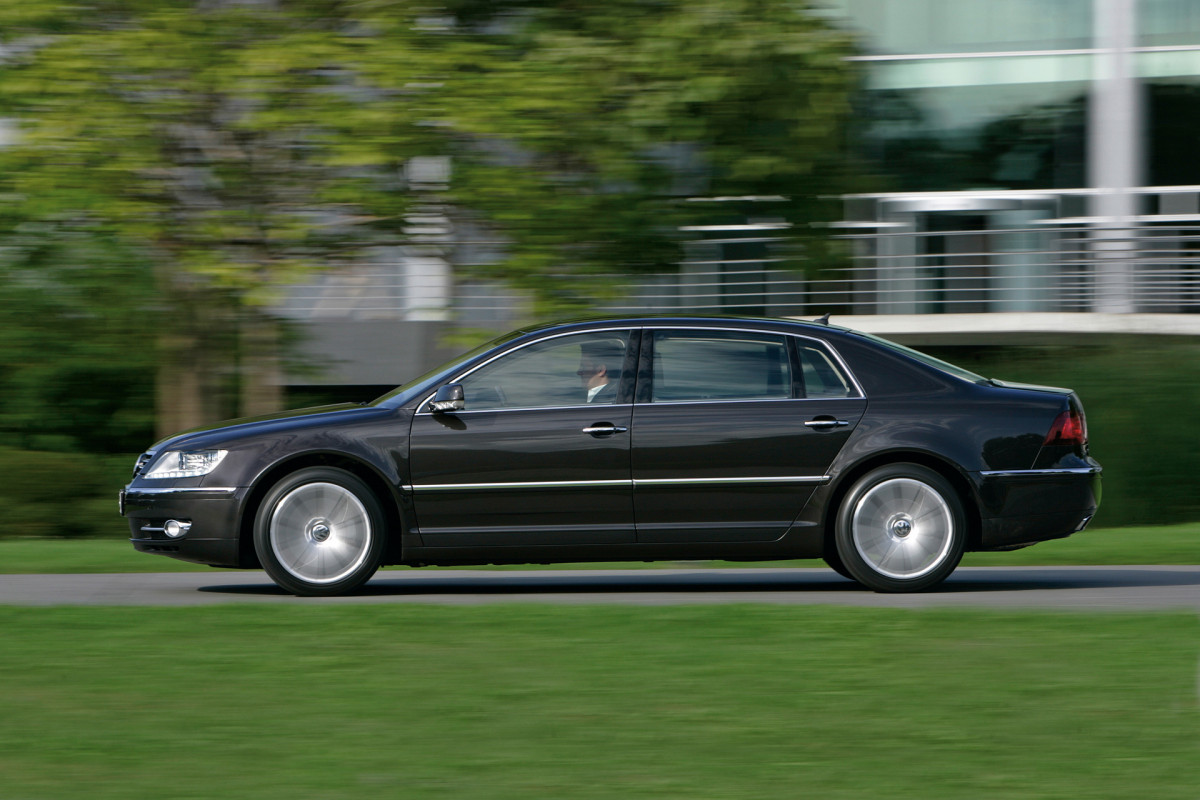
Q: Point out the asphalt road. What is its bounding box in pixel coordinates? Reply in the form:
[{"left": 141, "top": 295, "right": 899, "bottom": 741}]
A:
[{"left": 2, "top": 566, "right": 1200, "bottom": 610}]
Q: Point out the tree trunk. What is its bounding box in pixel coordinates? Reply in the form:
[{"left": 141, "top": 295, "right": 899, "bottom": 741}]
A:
[
  {"left": 153, "top": 263, "right": 229, "bottom": 439},
  {"left": 239, "top": 312, "right": 284, "bottom": 417},
  {"left": 155, "top": 329, "right": 210, "bottom": 440}
]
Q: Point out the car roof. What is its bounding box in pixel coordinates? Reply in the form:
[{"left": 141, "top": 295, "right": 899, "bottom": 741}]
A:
[{"left": 516, "top": 315, "right": 854, "bottom": 338}]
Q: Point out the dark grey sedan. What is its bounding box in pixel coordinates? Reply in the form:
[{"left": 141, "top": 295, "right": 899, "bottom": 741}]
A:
[{"left": 121, "top": 316, "right": 1101, "bottom": 595}]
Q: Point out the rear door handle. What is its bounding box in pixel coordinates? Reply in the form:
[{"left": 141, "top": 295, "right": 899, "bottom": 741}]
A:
[
  {"left": 804, "top": 417, "right": 849, "bottom": 430},
  {"left": 583, "top": 424, "right": 629, "bottom": 436}
]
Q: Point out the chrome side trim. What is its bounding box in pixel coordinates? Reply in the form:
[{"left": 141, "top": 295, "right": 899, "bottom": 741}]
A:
[
  {"left": 633, "top": 475, "right": 831, "bottom": 487},
  {"left": 978, "top": 467, "right": 1102, "bottom": 478},
  {"left": 408, "top": 475, "right": 830, "bottom": 492},
  {"left": 124, "top": 487, "right": 239, "bottom": 497},
  {"left": 412, "top": 479, "right": 630, "bottom": 492}
]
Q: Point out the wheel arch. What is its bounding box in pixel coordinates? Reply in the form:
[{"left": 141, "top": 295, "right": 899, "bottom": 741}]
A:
[
  {"left": 821, "top": 450, "right": 983, "bottom": 558},
  {"left": 237, "top": 452, "right": 405, "bottom": 569}
]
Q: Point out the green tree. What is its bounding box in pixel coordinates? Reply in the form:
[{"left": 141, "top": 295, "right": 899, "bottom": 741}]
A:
[
  {"left": 1, "top": 0, "right": 859, "bottom": 440},
  {"left": 426, "top": 0, "right": 861, "bottom": 312},
  {"left": 0, "top": 216, "right": 157, "bottom": 452},
  {"left": 0, "top": 1, "right": 437, "bottom": 437}
]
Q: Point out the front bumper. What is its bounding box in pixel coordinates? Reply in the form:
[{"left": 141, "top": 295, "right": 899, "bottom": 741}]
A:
[
  {"left": 973, "top": 463, "right": 1102, "bottom": 550},
  {"left": 121, "top": 485, "right": 249, "bottom": 568}
]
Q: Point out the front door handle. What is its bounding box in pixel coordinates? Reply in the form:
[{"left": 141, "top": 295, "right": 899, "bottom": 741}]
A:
[
  {"left": 583, "top": 423, "right": 629, "bottom": 436},
  {"left": 804, "top": 417, "right": 849, "bottom": 430}
]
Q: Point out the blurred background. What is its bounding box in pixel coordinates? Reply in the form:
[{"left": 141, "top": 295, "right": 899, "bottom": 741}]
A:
[{"left": 1, "top": 0, "right": 1197, "bottom": 536}]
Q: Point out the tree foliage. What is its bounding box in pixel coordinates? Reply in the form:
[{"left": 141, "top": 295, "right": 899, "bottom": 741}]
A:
[
  {"left": 0, "top": 0, "right": 858, "bottom": 443},
  {"left": 429, "top": 0, "right": 860, "bottom": 309},
  {"left": 0, "top": 218, "right": 157, "bottom": 452},
  {"left": 0, "top": 1, "right": 439, "bottom": 436}
]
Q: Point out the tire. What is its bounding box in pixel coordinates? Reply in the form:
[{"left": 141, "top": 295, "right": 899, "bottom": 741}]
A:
[
  {"left": 834, "top": 463, "right": 966, "bottom": 593},
  {"left": 822, "top": 551, "right": 855, "bottom": 580},
  {"left": 253, "top": 467, "right": 385, "bottom": 596}
]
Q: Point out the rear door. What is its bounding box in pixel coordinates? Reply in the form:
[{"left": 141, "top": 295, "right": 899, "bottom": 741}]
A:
[{"left": 631, "top": 327, "right": 865, "bottom": 543}]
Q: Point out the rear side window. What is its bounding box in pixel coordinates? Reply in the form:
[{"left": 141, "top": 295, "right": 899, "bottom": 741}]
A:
[
  {"left": 649, "top": 331, "right": 792, "bottom": 402},
  {"left": 797, "top": 344, "right": 855, "bottom": 398}
]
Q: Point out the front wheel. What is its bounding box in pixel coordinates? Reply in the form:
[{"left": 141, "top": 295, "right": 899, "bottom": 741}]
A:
[
  {"left": 253, "top": 467, "right": 385, "bottom": 596},
  {"left": 822, "top": 551, "right": 854, "bottom": 580},
  {"left": 834, "top": 463, "right": 966, "bottom": 593}
]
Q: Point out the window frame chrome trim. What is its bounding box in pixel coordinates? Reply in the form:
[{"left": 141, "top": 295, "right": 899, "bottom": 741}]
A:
[
  {"left": 414, "top": 322, "right": 865, "bottom": 415},
  {"left": 430, "top": 394, "right": 865, "bottom": 416},
  {"left": 423, "top": 403, "right": 636, "bottom": 416},
  {"left": 642, "top": 324, "right": 866, "bottom": 401},
  {"left": 416, "top": 326, "right": 640, "bottom": 415}
]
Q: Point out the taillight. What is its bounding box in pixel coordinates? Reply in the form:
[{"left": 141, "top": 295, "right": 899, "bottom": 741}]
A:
[{"left": 1044, "top": 407, "right": 1087, "bottom": 448}]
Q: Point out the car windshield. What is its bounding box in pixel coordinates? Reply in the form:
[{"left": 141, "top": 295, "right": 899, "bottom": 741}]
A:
[
  {"left": 369, "top": 329, "right": 527, "bottom": 406},
  {"left": 855, "top": 332, "right": 988, "bottom": 384}
]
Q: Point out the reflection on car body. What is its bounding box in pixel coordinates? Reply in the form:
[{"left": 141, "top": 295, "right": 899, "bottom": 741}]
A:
[{"left": 121, "top": 316, "right": 1101, "bottom": 595}]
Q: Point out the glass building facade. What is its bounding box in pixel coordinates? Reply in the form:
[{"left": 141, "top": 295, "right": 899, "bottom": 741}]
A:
[
  {"left": 822, "top": 0, "right": 1200, "bottom": 314},
  {"left": 276, "top": 0, "right": 1200, "bottom": 369}
]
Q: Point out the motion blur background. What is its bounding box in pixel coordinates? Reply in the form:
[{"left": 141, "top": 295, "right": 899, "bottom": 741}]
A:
[{"left": 1, "top": 0, "right": 1197, "bottom": 535}]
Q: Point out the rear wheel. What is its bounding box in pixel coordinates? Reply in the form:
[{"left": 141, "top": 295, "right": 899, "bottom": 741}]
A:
[
  {"left": 253, "top": 467, "right": 385, "bottom": 596},
  {"left": 834, "top": 463, "right": 965, "bottom": 593}
]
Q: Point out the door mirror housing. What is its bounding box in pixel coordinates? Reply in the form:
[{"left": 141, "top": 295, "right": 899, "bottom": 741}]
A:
[{"left": 430, "top": 383, "right": 465, "bottom": 413}]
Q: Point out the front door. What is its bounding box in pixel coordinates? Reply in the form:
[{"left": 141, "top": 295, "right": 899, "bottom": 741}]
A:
[{"left": 409, "top": 330, "right": 638, "bottom": 548}]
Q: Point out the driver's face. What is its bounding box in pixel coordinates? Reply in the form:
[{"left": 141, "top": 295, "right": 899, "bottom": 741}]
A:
[{"left": 577, "top": 358, "right": 606, "bottom": 390}]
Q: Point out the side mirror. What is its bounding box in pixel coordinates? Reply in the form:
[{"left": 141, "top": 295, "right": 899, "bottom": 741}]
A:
[{"left": 430, "top": 383, "right": 465, "bottom": 413}]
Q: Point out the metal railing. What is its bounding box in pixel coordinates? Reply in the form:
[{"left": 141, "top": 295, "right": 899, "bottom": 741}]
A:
[
  {"left": 828, "top": 186, "right": 1200, "bottom": 315},
  {"left": 276, "top": 187, "right": 1200, "bottom": 323}
]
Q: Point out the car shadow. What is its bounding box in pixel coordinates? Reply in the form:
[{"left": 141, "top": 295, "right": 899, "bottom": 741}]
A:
[
  {"left": 932, "top": 566, "right": 1200, "bottom": 593},
  {"left": 199, "top": 570, "right": 859, "bottom": 596},
  {"left": 197, "top": 566, "right": 1200, "bottom": 598}
]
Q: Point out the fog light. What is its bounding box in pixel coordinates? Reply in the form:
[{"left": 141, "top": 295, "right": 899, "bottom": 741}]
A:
[{"left": 164, "top": 519, "right": 192, "bottom": 538}]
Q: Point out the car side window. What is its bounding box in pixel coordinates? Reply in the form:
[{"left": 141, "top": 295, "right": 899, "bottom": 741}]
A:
[
  {"left": 797, "top": 344, "right": 855, "bottom": 398},
  {"left": 456, "top": 331, "right": 632, "bottom": 411},
  {"left": 650, "top": 331, "right": 792, "bottom": 402}
]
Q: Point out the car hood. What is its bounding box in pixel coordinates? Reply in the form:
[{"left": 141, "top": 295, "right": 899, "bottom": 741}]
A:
[{"left": 151, "top": 403, "right": 393, "bottom": 452}]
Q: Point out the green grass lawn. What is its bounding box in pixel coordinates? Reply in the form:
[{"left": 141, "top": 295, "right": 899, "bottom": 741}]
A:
[
  {"left": 0, "top": 521, "right": 1194, "bottom": 574},
  {"left": 0, "top": 604, "right": 1195, "bottom": 799}
]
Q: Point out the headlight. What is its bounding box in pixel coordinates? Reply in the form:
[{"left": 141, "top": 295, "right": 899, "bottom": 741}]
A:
[{"left": 143, "top": 450, "right": 228, "bottom": 479}]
